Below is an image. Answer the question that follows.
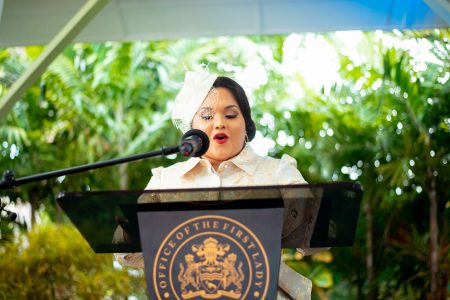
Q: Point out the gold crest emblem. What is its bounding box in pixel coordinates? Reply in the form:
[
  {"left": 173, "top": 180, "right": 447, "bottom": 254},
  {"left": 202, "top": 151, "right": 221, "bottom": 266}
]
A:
[
  {"left": 153, "top": 215, "right": 269, "bottom": 299},
  {"left": 178, "top": 237, "right": 245, "bottom": 299}
]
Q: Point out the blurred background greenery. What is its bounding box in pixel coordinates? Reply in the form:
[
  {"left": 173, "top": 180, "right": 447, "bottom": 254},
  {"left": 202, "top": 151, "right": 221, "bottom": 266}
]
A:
[{"left": 0, "top": 29, "right": 449, "bottom": 299}]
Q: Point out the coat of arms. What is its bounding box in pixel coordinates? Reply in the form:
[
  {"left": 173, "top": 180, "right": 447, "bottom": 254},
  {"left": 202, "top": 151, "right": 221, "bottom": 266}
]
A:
[{"left": 178, "top": 237, "right": 245, "bottom": 299}]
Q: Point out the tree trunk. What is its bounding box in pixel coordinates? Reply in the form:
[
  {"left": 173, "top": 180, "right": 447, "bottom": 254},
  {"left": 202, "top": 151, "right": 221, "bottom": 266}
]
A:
[
  {"left": 119, "top": 163, "right": 128, "bottom": 190},
  {"left": 427, "top": 165, "right": 438, "bottom": 299},
  {"left": 28, "top": 188, "right": 39, "bottom": 227},
  {"left": 116, "top": 101, "right": 129, "bottom": 190},
  {"left": 406, "top": 101, "right": 440, "bottom": 298},
  {"left": 364, "top": 196, "right": 377, "bottom": 300}
]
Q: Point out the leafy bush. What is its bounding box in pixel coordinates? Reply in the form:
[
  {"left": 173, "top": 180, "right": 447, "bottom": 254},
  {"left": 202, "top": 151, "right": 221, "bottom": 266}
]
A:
[{"left": 0, "top": 223, "right": 146, "bottom": 299}]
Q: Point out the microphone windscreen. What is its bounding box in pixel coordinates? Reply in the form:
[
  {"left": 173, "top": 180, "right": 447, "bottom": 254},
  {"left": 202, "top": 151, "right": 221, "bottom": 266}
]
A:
[{"left": 181, "top": 129, "right": 209, "bottom": 157}]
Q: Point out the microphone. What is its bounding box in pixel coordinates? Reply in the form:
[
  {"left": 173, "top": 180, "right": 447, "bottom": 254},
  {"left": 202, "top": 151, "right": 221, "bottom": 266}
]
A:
[
  {"left": 179, "top": 129, "right": 209, "bottom": 157},
  {"left": 0, "top": 130, "right": 209, "bottom": 190},
  {"left": 0, "top": 206, "right": 17, "bottom": 222}
]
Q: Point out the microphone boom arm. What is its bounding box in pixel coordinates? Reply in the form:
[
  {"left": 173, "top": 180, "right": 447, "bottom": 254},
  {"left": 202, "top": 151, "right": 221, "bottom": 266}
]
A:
[{"left": 0, "top": 146, "right": 180, "bottom": 190}]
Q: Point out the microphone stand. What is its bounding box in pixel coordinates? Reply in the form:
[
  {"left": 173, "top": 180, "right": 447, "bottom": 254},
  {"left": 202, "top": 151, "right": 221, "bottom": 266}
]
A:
[{"left": 0, "top": 145, "right": 180, "bottom": 190}]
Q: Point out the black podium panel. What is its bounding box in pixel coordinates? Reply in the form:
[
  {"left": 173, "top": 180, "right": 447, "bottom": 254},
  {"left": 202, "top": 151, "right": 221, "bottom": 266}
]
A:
[
  {"left": 137, "top": 199, "right": 284, "bottom": 299},
  {"left": 55, "top": 183, "right": 362, "bottom": 253}
]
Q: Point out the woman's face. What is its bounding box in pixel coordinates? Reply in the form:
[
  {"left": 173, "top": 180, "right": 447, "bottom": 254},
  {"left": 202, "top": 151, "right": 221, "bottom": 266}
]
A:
[{"left": 192, "top": 87, "right": 246, "bottom": 168}]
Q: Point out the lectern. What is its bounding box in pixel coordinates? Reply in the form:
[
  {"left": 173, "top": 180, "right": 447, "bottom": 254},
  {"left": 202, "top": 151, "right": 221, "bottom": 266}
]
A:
[{"left": 56, "top": 183, "right": 361, "bottom": 299}]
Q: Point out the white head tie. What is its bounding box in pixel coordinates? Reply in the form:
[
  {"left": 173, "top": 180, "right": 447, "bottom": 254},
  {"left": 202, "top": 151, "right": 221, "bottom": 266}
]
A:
[{"left": 171, "top": 69, "right": 218, "bottom": 133}]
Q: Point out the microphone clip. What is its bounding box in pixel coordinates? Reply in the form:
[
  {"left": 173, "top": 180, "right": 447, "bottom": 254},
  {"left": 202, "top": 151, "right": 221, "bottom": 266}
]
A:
[
  {"left": 0, "top": 170, "right": 16, "bottom": 190},
  {"left": 0, "top": 204, "right": 17, "bottom": 222}
]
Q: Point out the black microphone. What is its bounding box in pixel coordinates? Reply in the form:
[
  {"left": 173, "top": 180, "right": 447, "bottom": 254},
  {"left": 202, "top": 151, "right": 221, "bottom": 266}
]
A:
[
  {"left": 179, "top": 129, "right": 209, "bottom": 157},
  {"left": 0, "top": 206, "right": 17, "bottom": 222}
]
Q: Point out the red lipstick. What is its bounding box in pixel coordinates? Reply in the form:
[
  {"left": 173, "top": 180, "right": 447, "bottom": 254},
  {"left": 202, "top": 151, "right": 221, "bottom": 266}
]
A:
[{"left": 213, "top": 133, "right": 229, "bottom": 144}]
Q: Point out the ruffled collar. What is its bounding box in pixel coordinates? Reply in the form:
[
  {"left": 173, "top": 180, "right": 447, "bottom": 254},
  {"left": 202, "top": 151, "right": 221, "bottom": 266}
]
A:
[{"left": 178, "top": 144, "right": 258, "bottom": 176}]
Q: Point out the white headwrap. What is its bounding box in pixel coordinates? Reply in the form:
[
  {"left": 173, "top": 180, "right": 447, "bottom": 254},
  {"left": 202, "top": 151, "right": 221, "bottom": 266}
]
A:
[{"left": 171, "top": 69, "right": 218, "bottom": 133}]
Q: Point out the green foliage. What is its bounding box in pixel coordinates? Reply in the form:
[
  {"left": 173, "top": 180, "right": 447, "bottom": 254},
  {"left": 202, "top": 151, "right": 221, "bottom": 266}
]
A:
[
  {"left": 1, "top": 29, "right": 449, "bottom": 299},
  {"left": 283, "top": 249, "right": 336, "bottom": 298},
  {"left": 0, "top": 223, "right": 146, "bottom": 299},
  {"left": 257, "top": 30, "right": 449, "bottom": 298}
]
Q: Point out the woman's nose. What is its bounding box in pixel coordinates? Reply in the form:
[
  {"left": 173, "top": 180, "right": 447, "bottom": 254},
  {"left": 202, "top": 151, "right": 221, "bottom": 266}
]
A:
[{"left": 214, "top": 114, "right": 226, "bottom": 129}]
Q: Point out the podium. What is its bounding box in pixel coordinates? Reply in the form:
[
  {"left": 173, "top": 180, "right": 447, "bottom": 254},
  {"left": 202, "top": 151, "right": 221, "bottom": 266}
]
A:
[{"left": 56, "top": 183, "right": 361, "bottom": 299}]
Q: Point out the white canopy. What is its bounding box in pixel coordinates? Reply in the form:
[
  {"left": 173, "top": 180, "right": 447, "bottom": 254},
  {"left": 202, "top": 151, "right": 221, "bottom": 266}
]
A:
[{"left": 0, "top": 0, "right": 448, "bottom": 48}]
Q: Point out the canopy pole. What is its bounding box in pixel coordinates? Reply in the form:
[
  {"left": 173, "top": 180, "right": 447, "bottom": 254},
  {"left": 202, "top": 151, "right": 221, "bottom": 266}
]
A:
[
  {"left": 0, "top": 0, "right": 110, "bottom": 119},
  {"left": 423, "top": 0, "right": 450, "bottom": 24}
]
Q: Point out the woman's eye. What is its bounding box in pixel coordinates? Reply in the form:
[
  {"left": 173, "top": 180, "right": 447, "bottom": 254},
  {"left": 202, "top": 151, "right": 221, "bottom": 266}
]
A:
[
  {"left": 226, "top": 114, "right": 237, "bottom": 119},
  {"left": 201, "top": 115, "right": 213, "bottom": 121}
]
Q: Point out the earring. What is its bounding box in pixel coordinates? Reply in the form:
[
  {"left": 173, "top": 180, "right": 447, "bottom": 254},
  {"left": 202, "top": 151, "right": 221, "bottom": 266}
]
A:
[{"left": 245, "top": 134, "right": 250, "bottom": 144}]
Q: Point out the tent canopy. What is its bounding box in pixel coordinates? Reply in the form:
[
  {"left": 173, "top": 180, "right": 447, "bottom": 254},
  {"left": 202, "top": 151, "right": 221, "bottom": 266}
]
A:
[{"left": 0, "top": 0, "right": 449, "bottom": 48}]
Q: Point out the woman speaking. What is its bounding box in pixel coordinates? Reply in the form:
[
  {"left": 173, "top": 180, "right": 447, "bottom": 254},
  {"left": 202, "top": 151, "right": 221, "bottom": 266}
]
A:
[{"left": 117, "top": 69, "right": 313, "bottom": 299}]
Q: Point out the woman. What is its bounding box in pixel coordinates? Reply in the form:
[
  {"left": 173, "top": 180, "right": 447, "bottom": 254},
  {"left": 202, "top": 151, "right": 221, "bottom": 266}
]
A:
[{"left": 117, "top": 70, "right": 312, "bottom": 299}]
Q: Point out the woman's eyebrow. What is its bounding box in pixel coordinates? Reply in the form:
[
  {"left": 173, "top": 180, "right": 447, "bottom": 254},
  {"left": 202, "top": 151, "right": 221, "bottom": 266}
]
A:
[
  {"left": 199, "top": 107, "right": 213, "bottom": 111},
  {"left": 198, "top": 105, "right": 238, "bottom": 112}
]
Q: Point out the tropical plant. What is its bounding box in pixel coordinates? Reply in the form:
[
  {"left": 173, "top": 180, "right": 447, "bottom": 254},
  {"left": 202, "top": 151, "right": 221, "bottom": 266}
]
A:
[
  {"left": 0, "top": 222, "right": 146, "bottom": 299},
  {"left": 1, "top": 29, "right": 448, "bottom": 299}
]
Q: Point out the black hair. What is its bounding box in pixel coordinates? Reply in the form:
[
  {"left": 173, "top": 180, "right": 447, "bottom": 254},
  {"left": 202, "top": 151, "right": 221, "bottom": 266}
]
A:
[{"left": 212, "top": 76, "right": 256, "bottom": 141}]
